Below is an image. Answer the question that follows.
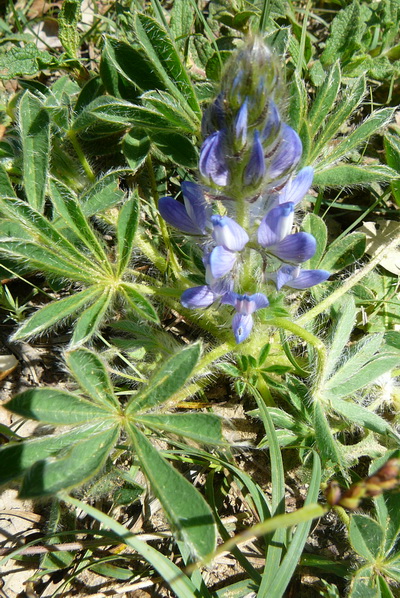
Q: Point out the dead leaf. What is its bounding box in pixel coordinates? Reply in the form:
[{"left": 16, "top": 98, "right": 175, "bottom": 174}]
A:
[
  {"left": 0, "top": 353, "right": 18, "bottom": 380},
  {"left": 357, "top": 220, "right": 400, "bottom": 275}
]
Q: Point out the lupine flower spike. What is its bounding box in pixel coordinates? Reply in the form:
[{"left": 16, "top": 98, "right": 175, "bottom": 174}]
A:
[{"left": 159, "top": 37, "right": 330, "bottom": 343}]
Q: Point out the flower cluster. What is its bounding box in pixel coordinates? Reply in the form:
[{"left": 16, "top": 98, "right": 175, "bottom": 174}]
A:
[{"left": 158, "top": 39, "right": 330, "bottom": 344}]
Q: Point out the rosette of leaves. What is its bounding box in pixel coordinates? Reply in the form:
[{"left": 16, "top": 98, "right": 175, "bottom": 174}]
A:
[
  {"left": 0, "top": 343, "right": 221, "bottom": 558},
  {"left": 0, "top": 174, "right": 159, "bottom": 346}
]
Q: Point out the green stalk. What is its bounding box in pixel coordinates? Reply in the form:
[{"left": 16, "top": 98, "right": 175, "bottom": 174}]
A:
[
  {"left": 187, "top": 503, "right": 328, "bottom": 572},
  {"left": 297, "top": 229, "right": 400, "bottom": 327},
  {"left": 67, "top": 130, "right": 96, "bottom": 183}
]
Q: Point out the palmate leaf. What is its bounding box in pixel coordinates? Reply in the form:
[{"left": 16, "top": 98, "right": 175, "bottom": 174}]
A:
[
  {"left": 5, "top": 387, "right": 117, "bottom": 424},
  {"left": 324, "top": 295, "right": 357, "bottom": 380},
  {"left": 133, "top": 13, "right": 201, "bottom": 119},
  {"left": 314, "top": 164, "right": 399, "bottom": 186},
  {"left": 70, "top": 289, "right": 113, "bottom": 346},
  {"left": 349, "top": 514, "right": 385, "bottom": 562},
  {"left": 319, "top": 232, "right": 366, "bottom": 272},
  {"left": 128, "top": 424, "right": 216, "bottom": 559},
  {"left": 316, "top": 107, "right": 396, "bottom": 170},
  {"left": 19, "top": 92, "right": 50, "bottom": 213},
  {"left": 19, "top": 425, "right": 119, "bottom": 498},
  {"left": 0, "top": 197, "right": 103, "bottom": 276},
  {"left": 309, "top": 62, "right": 341, "bottom": 136},
  {"left": 116, "top": 194, "right": 139, "bottom": 276},
  {"left": 0, "top": 423, "right": 103, "bottom": 485},
  {"left": 0, "top": 239, "right": 97, "bottom": 281},
  {"left": 49, "top": 178, "right": 112, "bottom": 270},
  {"left": 120, "top": 283, "right": 159, "bottom": 324},
  {"left": 126, "top": 343, "right": 201, "bottom": 414},
  {"left": 309, "top": 76, "right": 366, "bottom": 162},
  {"left": 12, "top": 286, "right": 102, "bottom": 341},
  {"left": 135, "top": 413, "right": 224, "bottom": 445},
  {"left": 65, "top": 348, "right": 119, "bottom": 409},
  {"left": 80, "top": 171, "right": 126, "bottom": 217}
]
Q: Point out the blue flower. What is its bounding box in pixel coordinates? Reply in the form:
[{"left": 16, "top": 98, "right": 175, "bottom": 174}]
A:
[
  {"left": 158, "top": 182, "right": 210, "bottom": 235},
  {"left": 268, "top": 265, "right": 330, "bottom": 290},
  {"left": 244, "top": 130, "right": 266, "bottom": 186},
  {"left": 222, "top": 292, "right": 269, "bottom": 343},
  {"left": 199, "top": 130, "right": 229, "bottom": 187},
  {"left": 209, "top": 215, "right": 249, "bottom": 279},
  {"left": 268, "top": 124, "right": 302, "bottom": 184},
  {"left": 258, "top": 203, "right": 316, "bottom": 263}
]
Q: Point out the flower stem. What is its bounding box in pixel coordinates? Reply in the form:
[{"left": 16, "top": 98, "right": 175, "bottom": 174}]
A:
[{"left": 297, "top": 230, "right": 400, "bottom": 327}]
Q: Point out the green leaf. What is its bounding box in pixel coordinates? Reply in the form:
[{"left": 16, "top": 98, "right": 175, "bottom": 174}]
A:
[
  {"left": 58, "top": 0, "right": 82, "bottom": 58},
  {"left": 321, "top": 1, "right": 364, "bottom": 67},
  {"left": 134, "top": 13, "right": 200, "bottom": 118},
  {"left": 49, "top": 178, "right": 111, "bottom": 268},
  {"left": 205, "top": 51, "right": 232, "bottom": 82},
  {"left": 319, "top": 232, "right": 366, "bottom": 272},
  {"left": 128, "top": 425, "right": 216, "bottom": 558},
  {"left": 70, "top": 289, "right": 113, "bottom": 346},
  {"left": 324, "top": 295, "right": 357, "bottom": 380},
  {"left": 0, "top": 196, "right": 102, "bottom": 275},
  {"left": 313, "top": 401, "right": 344, "bottom": 467},
  {"left": 0, "top": 43, "right": 58, "bottom": 79},
  {"left": 100, "top": 37, "right": 148, "bottom": 100},
  {"left": 65, "top": 348, "right": 119, "bottom": 409},
  {"left": 142, "top": 90, "right": 198, "bottom": 132},
  {"left": 66, "top": 496, "right": 200, "bottom": 598},
  {"left": 80, "top": 171, "right": 126, "bottom": 217},
  {"left": 120, "top": 283, "right": 159, "bottom": 323},
  {"left": 170, "top": 0, "right": 194, "bottom": 49},
  {"left": 122, "top": 130, "right": 150, "bottom": 173},
  {"left": 313, "top": 164, "right": 399, "bottom": 186},
  {"left": 349, "top": 570, "right": 379, "bottom": 598},
  {"left": 19, "top": 92, "right": 50, "bottom": 212},
  {"left": 384, "top": 132, "right": 400, "bottom": 206},
  {"left": 310, "top": 76, "right": 366, "bottom": 162},
  {"left": 0, "top": 424, "right": 102, "bottom": 485},
  {"left": 135, "top": 413, "right": 224, "bottom": 445},
  {"left": 330, "top": 397, "right": 396, "bottom": 438},
  {"left": 325, "top": 333, "right": 384, "bottom": 389},
  {"left": 349, "top": 514, "right": 385, "bottom": 561},
  {"left": 309, "top": 62, "right": 341, "bottom": 135},
  {"left": 19, "top": 425, "right": 119, "bottom": 498},
  {"left": 253, "top": 390, "right": 285, "bottom": 593},
  {"left": 12, "top": 287, "right": 101, "bottom": 340},
  {"left": 0, "top": 239, "right": 95, "bottom": 282},
  {"left": 301, "top": 213, "right": 327, "bottom": 268},
  {"left": 325, "top": 354, "right": 400, "bottom": 400},
  {"left": 126, "top": 343, "right": 201, "bottom": 414},
  {"left": 5, "top": 388, "right": 114, "bottom": 424},
  {"left": 149, "top": 131, "right": 198, "bottom": 168},
  {"left": 318, "top": 108, "right": 396, "bottom": 169},
  {"left": 0, "top": 164, "right": 16, "bottom": 198},
  {"left": 116, "top": 195, "right": 139, "bottom": 276},
  {"left": 262, "top": 453, "right": 322, "bottom": 597},
  {"left": 287, "top": 70, "right": 308, "bottom": 133}
]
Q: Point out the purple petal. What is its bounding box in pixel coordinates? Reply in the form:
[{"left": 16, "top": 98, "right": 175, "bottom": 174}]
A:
[
  {"left": 257, "top": 202, "right": 294, "bottom": 247},
  {"left": 158, "top": 196, "right": 204, "bottom": 235},
  {"left": 209, "top": 246, "right": 237, "bottom": 278},
  {"left": 199, "top": 131, "right": 229, "bottom": 186},
  {"left": 235, "top": 99, "right": 248, "bottom": 146},
  {"left": 285, "top": 269, "right": 330, "bottom": 289},
  {"left": 278, "top": 167, "right": 314, "bottom": 206},
  {"left": 244, "top": 130, "right": 266, "bottom": 186},
  {"left": 267, "top": 264, "right": 300, "bottom": 290},
  {"left": 211, "top": 215, "right": 249, "bottom": 251},
  {"left": 232, "top": 313, "right": 253, "bottom": 343},
  {"left": 269, "top": 124, "right": 302, "bottom": 181},
  {"left": 181, "top": 181, "right": 208, "bottom": 233},
  {"left": 201, "top": 93, "right": 225, "bottom": 137},
  {"left": 249, "top": 293, "right": 269, "bottom": 310},
  {"left": 221, "top": 292, "right": 269, "bottom": 314},
  {"left": 210, "top": 276, "right": 234, "bottom": 296},
  {"left": 181, "top": 286, "right": 216, "bottom": 308},
  {"left": 271, "top": 232, "right": 316, "bottom": 263}
]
